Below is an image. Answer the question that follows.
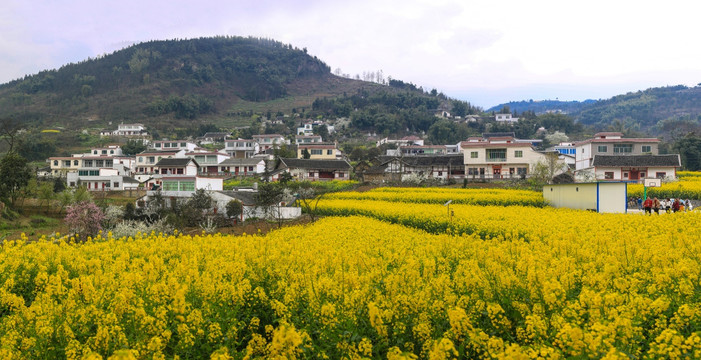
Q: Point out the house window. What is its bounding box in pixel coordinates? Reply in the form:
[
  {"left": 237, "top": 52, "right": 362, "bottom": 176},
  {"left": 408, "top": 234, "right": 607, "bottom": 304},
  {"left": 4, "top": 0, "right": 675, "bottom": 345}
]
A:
[
  {"left": 597, "top": 145, "right": 608, "bottom": 153},
  {"left": 74, "top": 160, "right": 79, "bottom": 166},
  {"left": 623, "top": 172, "right": 629, "bottom": 178},
  {"left": 110, "top": 150, "right": 114, "bottom": 154},
  {"left": 155, "top": 143, "right": 161, "bottom": 147},
  {"left": 468, "top": 168, "right": 478, "bottom": 175},
  {"left": 438, "top": 171, "right": 443, "bottom": 176},
  {"left": 656, "top": 172, "right": 666, "bottom": 178},
  {"left": 515, "top": 150, "right": 523, "bottom": 158},
  {"left": 180, "top": 181, "right": 195, "bottom": 191},
  {"left": 640, "top": 172, "right": 646, "bottom": 177},
  {"left": 642, "top": 145, "right": 652, "bottom": 153},
  {"left": 248, "top": 166, "right": 254, "bottom": 171},
  {"left": 53, "top": 160, "right": 58, "bottom": 166},
  {"left": 338, "top": 173, "right": 344, "bottom": 177},
  {"left": 517, "top": 167, "right": 528, "bottom": 175},
  {"left": 147, "top": 157, "right": 155, "bottom": 164},
  {"left": 181, "top": 142, "right": 186, "bottom": 147},
  {"left": 64, "top": 160, "right": 71, "bottom": 167},
  {"left": 83, "top": 160, "right": 93, "bottom": 167},
  {"left": 309, "top": 172, "right": 315, "bottom": 177},
  {"left": 327, "top": 149, "right": 333, "bottom": 155},
  {"left": 311, "top": 149, "right": 323, "bottom": 155},
  {"left": 604, "top": 172, "right": 614, "bottom": 179},
  {"left": 69, "top": 182, "right": 75, "bottom": 187},
  {"left": 486, "top": 149, "right": 507, "bottom": 161},
  {"left": 101, "top": 150, "right": 107, "bottom": 155},
  {"left": 470, "top": 151, "right": 478, "bottom": 158},
  {"left": 614, "top": 144, "right": 633, "bottom": 153}
]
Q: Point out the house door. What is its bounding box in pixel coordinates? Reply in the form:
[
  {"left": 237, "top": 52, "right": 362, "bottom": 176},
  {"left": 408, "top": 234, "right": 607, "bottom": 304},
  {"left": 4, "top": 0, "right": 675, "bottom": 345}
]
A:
[
  {"left": 630, "top": 170, "right": 639, "bottom": 180},
  {"left": 493, "top": 166, "right": 502, "bottom": 179}
]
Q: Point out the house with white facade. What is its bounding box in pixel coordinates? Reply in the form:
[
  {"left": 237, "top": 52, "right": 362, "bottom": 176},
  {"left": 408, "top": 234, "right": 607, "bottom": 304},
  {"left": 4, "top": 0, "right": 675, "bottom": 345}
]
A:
[
  {"left": 295, "top": 135, "right": 323, "bottom": 144},
  {"left": 376, "top": 136, "right": 424, "bottom": 147},
  {"left": 144, "top": 158, "right": 223, "bottom": 191},
  {"left": 149, "top": 140, "right": 198, "bottom": 152},
  {"left": 573, "top": 132, "right": 678, "bottom": 181},
  {"left": 253, "top": 134, "right": 289, "bottom": 151},
  {"left": 100, "top": 123, "right": 148, "bottom": 137},
  {"left": 185, "top": 150, "right": 230, "bottom": 175},
  {"left": 224, "top": 139, "right": 259, "bottom": 158},
  {"left": 462, "top": 136, "right": 559, "bottom": 179},
  {"left": 495, "top": 114, "right": 519, "bottom": 123},
  {"left": 134, "top": 150, "right": 185, "bottom": 181},
  {"left": 218, "top": 158, "right": 267, "bottom": 177},
  {"left": 271, "top": 158, "right": 352, "bottom": 181}
]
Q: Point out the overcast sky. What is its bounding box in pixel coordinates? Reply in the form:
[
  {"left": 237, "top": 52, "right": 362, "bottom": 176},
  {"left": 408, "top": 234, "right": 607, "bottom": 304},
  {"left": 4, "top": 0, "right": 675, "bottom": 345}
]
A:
[{"left": 3, "top": 0, "right": 701, "bottom": 108}]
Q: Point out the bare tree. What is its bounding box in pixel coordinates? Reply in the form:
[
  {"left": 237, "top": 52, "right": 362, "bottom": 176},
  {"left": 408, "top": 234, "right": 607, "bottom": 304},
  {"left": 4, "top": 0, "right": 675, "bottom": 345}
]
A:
[{"left": 0, "top": 117, "right": 24, "bottom": 153}]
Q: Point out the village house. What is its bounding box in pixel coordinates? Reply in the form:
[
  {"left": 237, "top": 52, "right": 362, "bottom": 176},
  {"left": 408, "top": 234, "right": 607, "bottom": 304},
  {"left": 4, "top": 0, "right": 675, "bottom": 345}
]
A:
[
  {"left": 218, "top": 158, "right": 267, "bottom": 177},
  {"left": 365, "top": 155, "right": 465, "bottom": 182},
  {"left": 184, "top": 150, "right": 230, "bottom": 175},
  {"left": 574, "top": 132, "right": 679, "bottom": 181},
  {"left": 462, "top": 135, "right": 557, "bottom": 179},
  {"left": 252, "top": 134, "right": 289, "bottom": 151},
  {"left": 495, "top": 113, "right": 519, "bottom": 123},
  {"left": 100, "top": 123, "right": 148, "bottom": 137},
  {"left": 133, "top": 150, "right": 185, "bottom": 181},
  {"left": 224, "top": 139, "right": 259, "bottom": 158},
  {"left": 144, "top": 158, "right": 223, "bottom": 191},
  {"left": 297, "top": 143, "right": 340, "bottom": 159},
  {"left": 399, "top": 145, "right": 447, "bottom": 156},
  {"left": 271, "top": 158, "right": 352, "bottom": 181},
  {"left": 149, "top": 140, "right": 198, "bottom": 152},
  {"left": 376, "top": 136, "right": 424, "bottom": 147},
  {"left": 295, "top": 135, "right": 323, "bottom": 144},
  {"left": 197, "top": 132, "right": 230, "bottom": 144}
]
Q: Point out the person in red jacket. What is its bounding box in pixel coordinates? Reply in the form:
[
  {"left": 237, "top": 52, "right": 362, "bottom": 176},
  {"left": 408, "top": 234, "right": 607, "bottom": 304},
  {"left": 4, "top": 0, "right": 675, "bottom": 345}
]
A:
[{"left": 643, "top": 197, "right": 653, "bottom": 215}]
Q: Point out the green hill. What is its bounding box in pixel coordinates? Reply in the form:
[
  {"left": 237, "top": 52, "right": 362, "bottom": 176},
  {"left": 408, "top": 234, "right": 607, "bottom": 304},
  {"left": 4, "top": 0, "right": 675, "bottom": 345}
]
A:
[{"left": 0, "top": 36, "right": 382, "bottom": 131}]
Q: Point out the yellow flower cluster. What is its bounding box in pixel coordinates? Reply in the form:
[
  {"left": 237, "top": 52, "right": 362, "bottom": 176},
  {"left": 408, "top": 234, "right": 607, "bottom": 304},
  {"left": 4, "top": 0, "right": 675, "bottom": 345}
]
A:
[
  {"left": 629, "top": 171, "right": 701, "bottom": 200},
  {"left": 327, "top": 187, "right": 545, "bottom": 207}
]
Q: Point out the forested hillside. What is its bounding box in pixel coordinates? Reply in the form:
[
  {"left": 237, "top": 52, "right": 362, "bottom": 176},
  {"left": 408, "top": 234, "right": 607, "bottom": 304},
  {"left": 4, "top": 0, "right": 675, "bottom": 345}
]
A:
[{"left": 0, "top": 37, "right": 352, "bottom": 129}]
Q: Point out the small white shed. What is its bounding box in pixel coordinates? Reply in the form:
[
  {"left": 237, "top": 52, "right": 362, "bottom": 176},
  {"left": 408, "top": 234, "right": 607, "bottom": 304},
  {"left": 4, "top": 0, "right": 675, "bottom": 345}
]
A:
[{"left": 543, "top": 182, "right": 629, "bottom": 213}]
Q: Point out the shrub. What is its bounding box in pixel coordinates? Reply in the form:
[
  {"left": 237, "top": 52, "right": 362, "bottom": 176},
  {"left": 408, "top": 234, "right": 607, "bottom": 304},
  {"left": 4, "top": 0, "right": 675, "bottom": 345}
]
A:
[{"left": 64, "top": 201, "right": 104, "bottom": 239}]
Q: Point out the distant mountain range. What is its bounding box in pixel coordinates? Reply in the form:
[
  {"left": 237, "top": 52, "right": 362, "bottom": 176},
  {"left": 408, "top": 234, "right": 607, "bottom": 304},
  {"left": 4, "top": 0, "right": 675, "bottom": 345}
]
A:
[
  {"left": 489, "top": 85, "right": 701, "bottom": 133},
  {"left": 2, "top": 35, "right": 700, "bottom": 137}
]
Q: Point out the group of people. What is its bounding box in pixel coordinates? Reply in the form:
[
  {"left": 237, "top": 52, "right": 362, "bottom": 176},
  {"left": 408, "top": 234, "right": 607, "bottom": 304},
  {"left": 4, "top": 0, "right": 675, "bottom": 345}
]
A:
[{"left": 635, "top": 196, "right": 694, "bottom": 215}]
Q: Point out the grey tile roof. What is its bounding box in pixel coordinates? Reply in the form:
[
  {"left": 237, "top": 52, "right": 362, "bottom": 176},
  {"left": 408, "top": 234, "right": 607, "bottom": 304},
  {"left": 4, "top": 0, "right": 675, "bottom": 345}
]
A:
[
  {"left": 155, "top": 158, "right": 198, "bottom": 167},
  {"left": 592, "top": 154, "right": 681, "bottom": 167},
  {"left": 279, "top": 158, "right": 351, "bottom": 170},
  {"left": 219, "top": 158, "right": 266, "bottom": 166}
]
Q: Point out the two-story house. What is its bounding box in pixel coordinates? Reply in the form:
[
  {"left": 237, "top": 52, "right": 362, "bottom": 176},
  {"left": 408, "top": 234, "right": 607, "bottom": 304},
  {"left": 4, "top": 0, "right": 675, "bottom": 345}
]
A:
[
  {"left": 462, "top": 136, "right": 553, "bottom": 179},
  {"left": 252, "top": 134, "right": 288, "bottom": 151},
  {"left": 100, "top": 123, "right": 148, "bottom": 137},
  {"left": 149, "top": 140, "right": 198, "bottom": 152},
  {"left": 134, "top": 150, "right": 185, "bottom": 181},
  {"left": 224, "top": 139, "right": 259, "bottom": 158},
  {"left": 295, "top": 135, "right": 323, "bottom": 145},
  {"left": 574, "top": 132, "right": 679, "bottom": 180},
  {"left": 185, "top": 150, "right": 230, "bottom": 174},
  {"left": 218, "top": 158, "right": 267, "bottom": 177},
  {"left": 155, "top": 158, "right": 223, "bottom": 192},
  {"left": 495, "top": 114, "right": 519, "bottom": 123},
  {"left": 297, "top": 143, "right": 339, "bottom": 159}
]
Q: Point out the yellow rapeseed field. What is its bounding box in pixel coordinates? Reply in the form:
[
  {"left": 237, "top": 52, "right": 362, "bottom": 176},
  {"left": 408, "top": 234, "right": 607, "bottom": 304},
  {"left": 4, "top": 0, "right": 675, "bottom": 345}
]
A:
[
  {"left": 1, "top": 185, "right": 701, "bottom": 359},
  {"left": 326, "top": 188, "right": 545, "bottom": 207}
]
